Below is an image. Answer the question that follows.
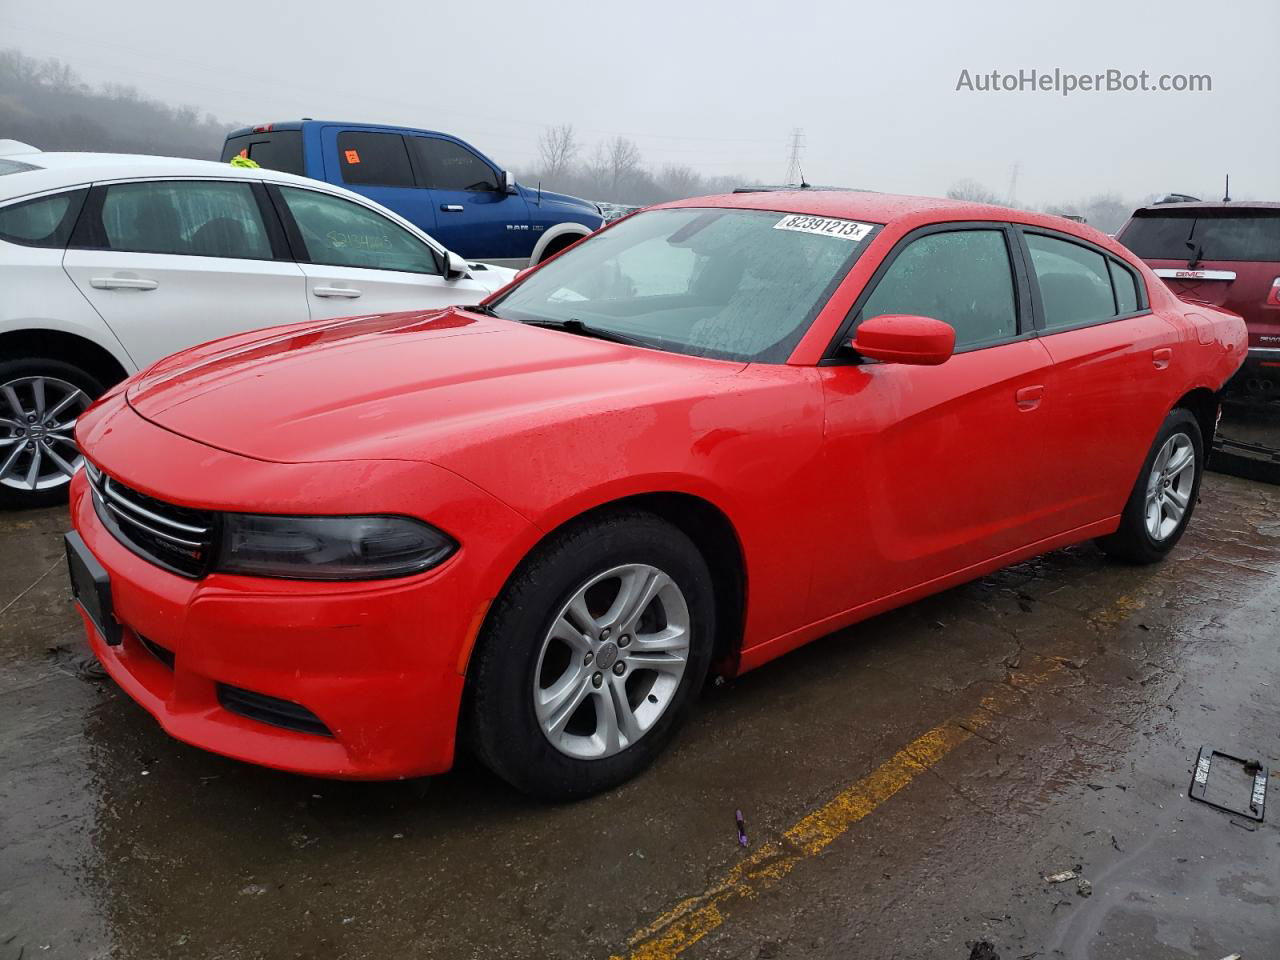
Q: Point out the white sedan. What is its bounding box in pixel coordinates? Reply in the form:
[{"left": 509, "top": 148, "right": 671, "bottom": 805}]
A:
[{"left": 0, "top": 145, "right": 515, "bottom": 508}]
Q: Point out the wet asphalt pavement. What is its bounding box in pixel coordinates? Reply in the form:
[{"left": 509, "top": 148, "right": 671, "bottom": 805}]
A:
[{"left": 1, "top": 472, "right": 1278, "bottom": 960}]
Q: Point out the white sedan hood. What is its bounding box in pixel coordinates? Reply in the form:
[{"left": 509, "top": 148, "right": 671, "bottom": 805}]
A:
[{"left": 467, "top": 262, "right": 518, "bottom": 294}]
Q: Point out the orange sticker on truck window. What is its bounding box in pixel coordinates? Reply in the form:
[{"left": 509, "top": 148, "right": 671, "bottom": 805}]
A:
[{"left": 344, "top": 150, "right": 361, "bottom": 164}]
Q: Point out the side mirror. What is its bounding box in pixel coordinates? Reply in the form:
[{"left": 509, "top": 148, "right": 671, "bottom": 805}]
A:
[
  {"left": 500, "top": 170, "right": 517, "bottom": 194},
  {"left": 851, "top": 314, "right": 955, "bottom": 366},
  {"left": 444, "top": 251, "right": 470, "bottom": 280}
]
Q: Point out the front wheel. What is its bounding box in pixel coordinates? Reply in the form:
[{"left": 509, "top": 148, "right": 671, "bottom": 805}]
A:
[
  {"left": 0, "top": 359, "right": 102, "bottom": 510},
  {"left": 467, "top": 511, "right": 715, "bottom": 799},
  {"left": 1096, "top": 407, "right": 1203, "bottom": 564}
]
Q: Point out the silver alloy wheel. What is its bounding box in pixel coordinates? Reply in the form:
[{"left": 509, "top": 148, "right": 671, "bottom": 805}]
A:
[
  {"left": 0, "top": 376, "right": 90, "bottom": 492},
  {"left": 1145, "top": 431, "right": 1196, "bottom": 541},
  {"left": 533, "top": 563, "right": 691, "bottom": 760}
]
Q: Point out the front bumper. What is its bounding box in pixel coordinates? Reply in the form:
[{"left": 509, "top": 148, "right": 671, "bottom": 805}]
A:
[{"left": 69, "top": 399, "right": 538, "bottom": 779}]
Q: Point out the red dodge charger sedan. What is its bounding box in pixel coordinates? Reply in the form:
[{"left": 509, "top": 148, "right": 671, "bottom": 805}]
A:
[{"left": 67, "top": 193, "right": 1246, "bottom": 798}]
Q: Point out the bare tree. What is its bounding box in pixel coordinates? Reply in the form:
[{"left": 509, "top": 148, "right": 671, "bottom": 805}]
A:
[
  {"left": 945, "top": 179, "right": 1001, "bottom": 204},
  {"left": 656, "top": 164, "right": 703, "bottom": 199},
  {"left": 536, "top": 123, "right": 578, "bottom": 180},
  {"left": 601, "top": 136, "right": 643, "bottom": 195}
]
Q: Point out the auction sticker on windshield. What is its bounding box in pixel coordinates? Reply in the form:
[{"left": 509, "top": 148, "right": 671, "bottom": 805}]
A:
[{"left": 774, "top": 214, "right": 874, "bottom": 241}]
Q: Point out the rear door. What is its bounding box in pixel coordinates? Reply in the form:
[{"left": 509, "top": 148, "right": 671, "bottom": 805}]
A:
[
  {"left": 404, "top": 134, "right": 530, "bottom": 261},
  {"left": 319, "top": 128, "right": 440, "bottom": 242},
  {"left": 1018, "top": 228, "right": 1177, "bottom": 531},
  {"left": 62, "top": 178, "right": 308, "bottom": 367},
  {"left": 813, "top": 224, "right": 1056, "bottom": 620},
  {"left": 270, "top": 183, "right": 495, "bottom": 319}
]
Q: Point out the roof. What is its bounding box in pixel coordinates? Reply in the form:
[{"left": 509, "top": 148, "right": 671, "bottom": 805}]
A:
[
  {"left": 0, "top": 151, "right": 325, "bottom": 201},
  {"left": 733, "top": 184, "right": 871, "bottom": 194},
  {"left": 225, "top": 120, "right": 447, "bottom": 138},
  {"left": 657, "top": 189, "right": 1084, "bottom": 228},
  {"left": 1131, "top": 201, "right": 1280, "bottom": 214},
  {"left": 651, "top": 190, "right": 1128, "bottom": 256}
]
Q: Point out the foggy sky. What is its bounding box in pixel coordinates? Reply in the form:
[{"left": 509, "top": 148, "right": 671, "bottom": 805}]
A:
[{"left": 3, "top": 0, "right": 1277, "bottom": 205}]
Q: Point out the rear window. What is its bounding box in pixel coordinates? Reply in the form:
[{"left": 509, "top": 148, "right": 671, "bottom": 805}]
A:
[
  {"left": 1119, "top": 209, "right": 1280, "bottom": 262},
  {"left": 0, "top": 158, "right": 40, "bottom": 176},
  {"left": 221, "top": 131, "right": 305, "bottom": 177}
]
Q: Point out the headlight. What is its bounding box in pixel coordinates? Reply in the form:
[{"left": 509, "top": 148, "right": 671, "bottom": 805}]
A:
[{"left": 216, "top": 514, "right": 456, "bottom": 581}]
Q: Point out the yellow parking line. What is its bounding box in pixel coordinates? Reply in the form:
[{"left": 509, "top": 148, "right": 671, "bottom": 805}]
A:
[
  {"left": 615, "top": 586, "right": 1149, "bottom": 960},
  {"left": 613, "top": 663, "right": 1063, "bottom": 960}
]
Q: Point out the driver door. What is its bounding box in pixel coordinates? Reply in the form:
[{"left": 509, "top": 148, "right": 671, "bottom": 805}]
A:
[{"left": 810, "top": 225, "right": 1056, "bottom": 621}]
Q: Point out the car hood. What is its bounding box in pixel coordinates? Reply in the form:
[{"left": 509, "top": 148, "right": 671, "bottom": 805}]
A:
[
  {"left": 125, "top": 309, "right": 741, "bottom": 465},
  {"left": 466, "top": 261, "right": 517, "bottom": 293},
  {"left": 522, "top": 186, "right": 600, "bottom": 216}
]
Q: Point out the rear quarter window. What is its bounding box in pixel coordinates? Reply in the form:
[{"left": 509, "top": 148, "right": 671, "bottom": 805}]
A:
[
  {"left": 1119, "top": 210, "right": 1280, "bottom": 262},
  {"left": 0, "top": 188, "right": 87, "bottom": 248}
]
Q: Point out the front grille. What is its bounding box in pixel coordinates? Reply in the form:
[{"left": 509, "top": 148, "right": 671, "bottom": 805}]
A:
[
  {"left": 138, "top": 635, "right": 176, "bottom": 669},
  {"left": 217, "top": 684, "right": 332, "bottom": 737},
  {"left": 85, "top": 462, "right": 216, "bottom": 578}
]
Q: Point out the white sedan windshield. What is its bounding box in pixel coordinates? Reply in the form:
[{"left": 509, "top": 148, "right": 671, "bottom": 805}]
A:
[{"left": 492, "top": 208, "right": 879, "bottom": 363}]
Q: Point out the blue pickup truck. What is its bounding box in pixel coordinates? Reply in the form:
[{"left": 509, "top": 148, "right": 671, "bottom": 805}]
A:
[{"left": 221, "top": 121, "right": 604, "bottom": 267}]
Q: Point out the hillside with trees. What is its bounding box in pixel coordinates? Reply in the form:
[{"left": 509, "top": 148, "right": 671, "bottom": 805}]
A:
[{"left": 0, "top": 49, "right": 232, "bottom": 159}]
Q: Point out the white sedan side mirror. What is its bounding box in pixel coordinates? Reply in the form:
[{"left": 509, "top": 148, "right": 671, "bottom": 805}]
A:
[{"left": 445, "top": 251, "right": 469, "bottom": 280}]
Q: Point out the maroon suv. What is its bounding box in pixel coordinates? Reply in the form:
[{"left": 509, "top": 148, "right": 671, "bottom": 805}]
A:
[{"left": 1117, "top": 202, "right": 1280, "bottom": 396}]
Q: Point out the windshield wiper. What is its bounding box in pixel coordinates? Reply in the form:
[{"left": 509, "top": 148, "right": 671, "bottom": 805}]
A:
[
  {"left": 464, "top": 303, "right": 501, "bottom": 317},
  {"left": 523, "top": 318, "right": 655, "bottom": 348}
]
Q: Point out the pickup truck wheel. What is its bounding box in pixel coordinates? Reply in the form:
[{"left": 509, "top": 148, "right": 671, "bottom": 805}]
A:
[
  {"left": 0, "top": 359, "right": 101, "bottom": 510},
  {"left": 536, "top": 233, "right": 585, "bottom": 264},
  {"left": 467, "top": 510, "right": 715, "bottom": 799},
  {"left": 1096, "top": 407, "right": 1203, "bottom": 564}
]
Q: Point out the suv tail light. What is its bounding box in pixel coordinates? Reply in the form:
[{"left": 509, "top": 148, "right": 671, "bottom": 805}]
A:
[
  {"left": 252, "top": 123, "right": 274, "bottom": 133},
  {"left": 1267, "top": 278, "right": 1280, "bottom": 306}
]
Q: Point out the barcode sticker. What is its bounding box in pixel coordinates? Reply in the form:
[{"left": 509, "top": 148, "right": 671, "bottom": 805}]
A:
[{"left": 774, "top": 214, "right": 874, "bottom": 241}]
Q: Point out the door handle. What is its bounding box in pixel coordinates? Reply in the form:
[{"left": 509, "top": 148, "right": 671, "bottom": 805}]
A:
[
  {"left": 313, "top": 286, "right": 362, "bottom": 298},
  {"left": 440, "top": 204, "right": 465, "bottom": 213},
  {"left": 1015, "top": 385, "right": 1044, "bottom": 411},
  {"left": 1152, "top": 348, "right": 1172, "bottom": 370},
  {"left": 90, "top": 277, "right": 158, "bottom": 291}
]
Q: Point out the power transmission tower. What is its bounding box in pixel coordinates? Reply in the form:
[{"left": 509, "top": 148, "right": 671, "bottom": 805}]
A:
[
  {"left": 1006, "top": 161, "right": 1020, "bottom": 207},
  {"left": 785, "top": 128, "right": 806, "bottom": 186}
]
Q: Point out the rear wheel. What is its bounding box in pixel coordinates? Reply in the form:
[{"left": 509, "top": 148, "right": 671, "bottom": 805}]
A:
[
  {"left": 0, "top": 359, "right": 101, "bottom": 510},
  {"left": 1096, "top": 407, "right": 1203, "bottom": 564},
  {"left": 467, "top": 511, "right": 715, "bottom": 799}
]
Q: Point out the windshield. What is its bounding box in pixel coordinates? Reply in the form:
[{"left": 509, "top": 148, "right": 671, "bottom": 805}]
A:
[
  {"left": 490, "top": 207, "right": 879, "bottom": 363},
  {"left": 1119, "top": 209, "right": 1280, "bottom": 263}
]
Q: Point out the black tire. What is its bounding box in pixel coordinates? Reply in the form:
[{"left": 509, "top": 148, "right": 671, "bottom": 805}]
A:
[
  {"left": 0, "top": 357, "right": 106, "bottom": 511},
  {"left": 467, "top": 510, "right": 715, "bottom": 800},
  {"left": 1096, "top": 407, "right": 1204, "bottom": 564}
]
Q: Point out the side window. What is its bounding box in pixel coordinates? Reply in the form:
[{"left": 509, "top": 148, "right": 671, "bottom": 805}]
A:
[
  {"left": 278, "top": 186, "right": 441, "bottom": 275},
  {"left": 407, "top": 137, "right": 499, "bottom": 192},
  {"left": 1025, "top": 233, "right": 1116, "bottom": 330},
  {"left": 860, "top": 229, "right": 1017, "bottom": 350},
  {"left": 95, "top": 181, "right": 272, "bottom": 259},
  {"left": 1109, "top": 259, "right": 1140, "bottom": 315},
  {"left": 0, "top": 188, "right": 87, "bottom": 248},
  {"left": 336, "top": 132, "right": 414, "bottom": 188}
]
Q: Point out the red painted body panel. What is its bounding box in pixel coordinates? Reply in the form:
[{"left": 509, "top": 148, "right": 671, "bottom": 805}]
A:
[{"left": 70, "top": 193, "right": 1248, "bottom": 779}]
